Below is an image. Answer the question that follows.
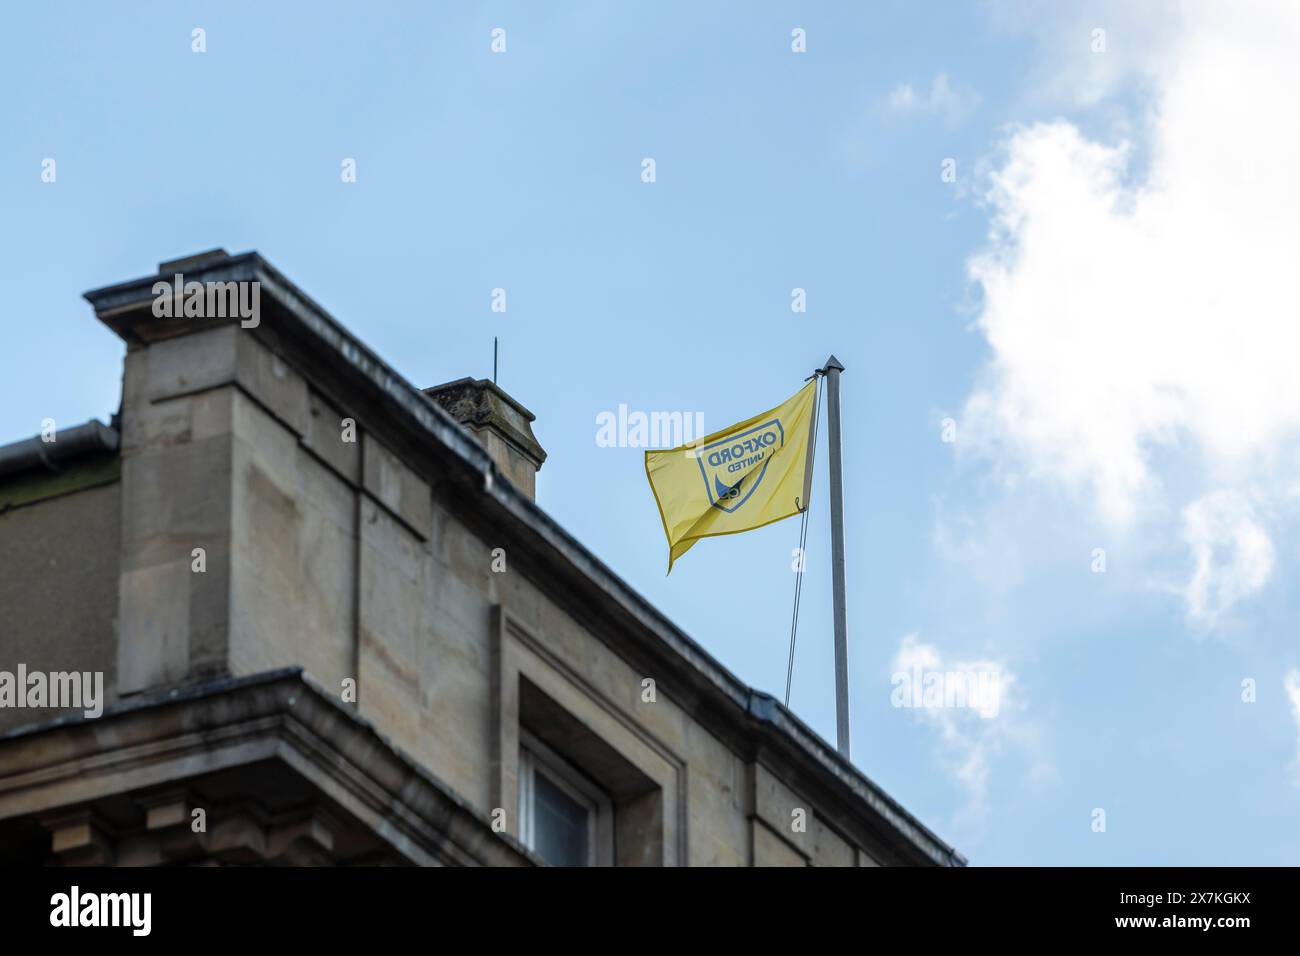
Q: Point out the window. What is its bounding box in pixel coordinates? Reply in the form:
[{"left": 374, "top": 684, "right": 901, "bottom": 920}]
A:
[{"left": 518, "top": 730, "right": 612, "bottom": 866}]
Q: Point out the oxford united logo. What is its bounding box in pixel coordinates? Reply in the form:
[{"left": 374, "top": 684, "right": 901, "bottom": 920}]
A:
[{"left": 695, "top": 418, "right": 785, "bottom": 513}]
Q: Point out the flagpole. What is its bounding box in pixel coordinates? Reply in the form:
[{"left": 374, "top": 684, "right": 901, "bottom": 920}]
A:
[{"left": 823, "top": 355, "right": 850, "bottom": 759}]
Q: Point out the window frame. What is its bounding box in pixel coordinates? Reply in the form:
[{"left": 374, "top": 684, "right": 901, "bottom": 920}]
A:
[{"left": 517, "top": 729, "right": 614, "bottom": 866}]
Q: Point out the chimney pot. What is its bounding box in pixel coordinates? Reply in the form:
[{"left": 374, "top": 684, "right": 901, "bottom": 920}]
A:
[{"left": 424, "top": 378, "right": 546, "bottom": 500}]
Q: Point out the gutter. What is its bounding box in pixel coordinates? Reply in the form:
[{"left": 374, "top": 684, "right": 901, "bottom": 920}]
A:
[{"left": 0, "top": 420, "right": 119, "bottom": 481}]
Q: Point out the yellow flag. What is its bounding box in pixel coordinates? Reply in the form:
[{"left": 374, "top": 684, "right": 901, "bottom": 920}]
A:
[{"left": 645, "top": 379, "right": 817, "bottom": 572}]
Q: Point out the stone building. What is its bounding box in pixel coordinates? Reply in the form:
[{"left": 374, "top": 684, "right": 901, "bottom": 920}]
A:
[{"left": 0, "top": 251, "right": 964, "bottom": 867}]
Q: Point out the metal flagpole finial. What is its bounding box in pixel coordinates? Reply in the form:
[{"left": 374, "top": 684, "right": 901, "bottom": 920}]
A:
[{"left": 806, "top": 356, "right": 843, "bottom": 383}]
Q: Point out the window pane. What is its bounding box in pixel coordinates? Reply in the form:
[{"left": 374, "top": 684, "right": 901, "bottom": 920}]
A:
[{"left": 532, "top": 768, "right": 589, "bottom": 867}]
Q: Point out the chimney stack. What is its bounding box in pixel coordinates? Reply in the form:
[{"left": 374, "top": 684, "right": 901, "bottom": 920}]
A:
[{"left": 425, "top": 378, "right": 546, "bottom": 500}]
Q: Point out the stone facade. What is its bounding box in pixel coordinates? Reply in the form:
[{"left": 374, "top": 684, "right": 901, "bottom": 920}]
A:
[{"left": 0, "top": 251, "right": 963, "bottom": 867}]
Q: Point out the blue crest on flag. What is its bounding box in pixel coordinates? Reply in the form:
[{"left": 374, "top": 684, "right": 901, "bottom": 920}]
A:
[{"left": 695, "top": 418, "right": 786, "bottom": 513}]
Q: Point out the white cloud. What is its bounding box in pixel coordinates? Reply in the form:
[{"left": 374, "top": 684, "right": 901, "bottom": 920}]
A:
[
  {"left": 962, "top": 2, "right": 1300, "bottom": 621},
  {"left": 890, "top": 634, "right": 1048, "bottom": 828},
  {"left": 1180, "top": 491, "right": 1274, "bottom": 627},
  {"left": 1285, "top": 670, "right": 1300, "bottom": 784},
  {"left": 886, "top": 74, "right": 980, "bottom": 127},
  {"left": 985, "top": 0, "right": 1185, "bottom": 108}
]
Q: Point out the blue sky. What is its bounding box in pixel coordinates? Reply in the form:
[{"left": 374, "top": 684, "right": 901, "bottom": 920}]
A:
[{"left": 3, "top": 1, "right": 1298, "bottom": 865}]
